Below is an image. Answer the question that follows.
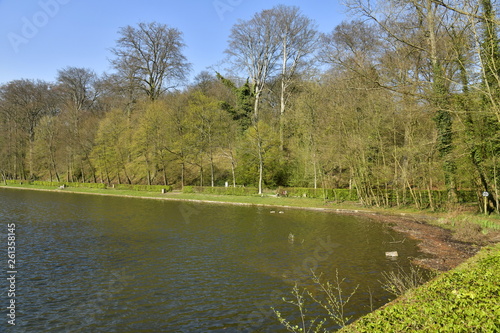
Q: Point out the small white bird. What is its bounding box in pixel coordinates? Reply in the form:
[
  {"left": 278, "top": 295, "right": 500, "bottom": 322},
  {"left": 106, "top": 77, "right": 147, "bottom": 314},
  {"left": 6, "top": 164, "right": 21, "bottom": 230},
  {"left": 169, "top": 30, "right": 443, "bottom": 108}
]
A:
[{"left": 288, "top": 233, "right": 295, "bottom": 243}]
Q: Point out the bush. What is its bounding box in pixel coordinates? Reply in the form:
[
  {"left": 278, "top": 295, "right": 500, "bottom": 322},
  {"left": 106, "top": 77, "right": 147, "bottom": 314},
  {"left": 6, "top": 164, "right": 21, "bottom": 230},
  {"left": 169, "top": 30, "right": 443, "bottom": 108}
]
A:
[
  {"left": 114, "top": 184, "right": 173, "bottom": 192},
  {"left": 380, "top": 265, "right": 435, "bottom": 297},
  {"left": 182, "top": 186, "right": 195, "bottom": 193},
  {"left": 182, "top": 186, "right": 258, "bottom": 196},
  {"left": 453, "top": 221, "right": 485, "bottom": 244},
  {"left": 278, "top": 187, "right": 358, "bottom": 201},
  {"left": 32, "top": 181, "right": 107, "bottom": 189}
]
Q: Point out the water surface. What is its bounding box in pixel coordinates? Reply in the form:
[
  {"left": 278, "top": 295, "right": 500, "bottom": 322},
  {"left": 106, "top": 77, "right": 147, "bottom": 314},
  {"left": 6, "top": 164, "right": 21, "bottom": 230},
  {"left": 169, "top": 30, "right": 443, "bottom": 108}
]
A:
[{"left": 0, "top": 188, "right": 425, "bottom": 332}]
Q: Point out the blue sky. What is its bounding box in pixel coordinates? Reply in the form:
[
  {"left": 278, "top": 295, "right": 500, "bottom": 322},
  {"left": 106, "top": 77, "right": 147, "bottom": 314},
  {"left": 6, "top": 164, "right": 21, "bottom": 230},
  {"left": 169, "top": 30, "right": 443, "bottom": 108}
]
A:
[{"left": 0, "top": 0, "right": 347, "bottom": 85}]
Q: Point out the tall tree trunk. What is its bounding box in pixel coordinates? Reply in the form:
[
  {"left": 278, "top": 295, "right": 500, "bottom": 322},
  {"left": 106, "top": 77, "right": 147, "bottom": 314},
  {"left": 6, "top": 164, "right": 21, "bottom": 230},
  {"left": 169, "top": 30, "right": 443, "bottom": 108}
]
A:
[
  {"left": 80, "top": 159, "right": 86, "bottom": 183},
  {"left": 256, "top": 130, "right": 264, "bottom": 195},
  {"left": 231, "top": 156, "right": 236, "bottom": 188},
  {"left": 210, "top": 150, "right": 215, "bottom": 187},
  {"left": 162, "top": 161, "right": 168, "bottom": 186},
  {"left": 426, "top": 0, "right": 457, "bottom": 202},
  {"left": 181, "top": 162, "right": 185, "bottom": 189},
  {"left": 253, "top": 89, "right": 261, "bottom": 124},
  {"left": 280, "top": 35, "right": 288, "bottom": 151},
  {"left": 199, "top": 154, "right": 204, "bottom": 187}
]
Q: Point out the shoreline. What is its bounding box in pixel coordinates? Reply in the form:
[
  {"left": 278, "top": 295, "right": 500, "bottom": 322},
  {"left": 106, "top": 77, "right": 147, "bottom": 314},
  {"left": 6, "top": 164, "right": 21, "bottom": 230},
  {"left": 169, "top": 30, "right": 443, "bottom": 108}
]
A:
[
  {"left": 0, "top": 184, "right": 426, "bottom": 215},
  {"left": 0, "top": 184, "right": 481, "bottom": 271}
]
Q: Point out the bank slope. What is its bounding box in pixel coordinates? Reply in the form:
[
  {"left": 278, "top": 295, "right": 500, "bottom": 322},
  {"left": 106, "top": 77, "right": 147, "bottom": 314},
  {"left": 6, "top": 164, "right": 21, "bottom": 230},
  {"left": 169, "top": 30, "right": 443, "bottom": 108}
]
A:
[{"left": 340, "top": 243, "right": 500, "bottom": 332}]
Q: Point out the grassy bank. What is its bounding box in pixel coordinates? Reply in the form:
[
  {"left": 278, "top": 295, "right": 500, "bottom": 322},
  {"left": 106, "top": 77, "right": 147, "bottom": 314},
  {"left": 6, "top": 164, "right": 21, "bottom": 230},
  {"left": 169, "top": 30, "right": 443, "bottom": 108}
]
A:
[
  {"left": 340, "top": 243, "right": 500, "bottom": 332},
  {"left": 0, "top": 182, "right": 367, "bottom": 210}
]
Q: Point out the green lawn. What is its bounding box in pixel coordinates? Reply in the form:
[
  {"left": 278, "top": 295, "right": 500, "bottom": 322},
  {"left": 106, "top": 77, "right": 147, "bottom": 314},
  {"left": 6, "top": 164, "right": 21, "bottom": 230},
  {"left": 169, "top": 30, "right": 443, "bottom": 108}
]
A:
[{"left": 0, "top": 183, "right": 367, "bottom": 210}]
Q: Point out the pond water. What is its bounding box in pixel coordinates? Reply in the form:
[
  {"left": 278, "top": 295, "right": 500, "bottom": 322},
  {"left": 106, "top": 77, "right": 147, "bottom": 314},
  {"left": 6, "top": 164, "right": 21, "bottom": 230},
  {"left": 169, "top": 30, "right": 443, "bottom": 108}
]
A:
[{"left": 0, "top": 188, "right": 426, "bottom": 332}]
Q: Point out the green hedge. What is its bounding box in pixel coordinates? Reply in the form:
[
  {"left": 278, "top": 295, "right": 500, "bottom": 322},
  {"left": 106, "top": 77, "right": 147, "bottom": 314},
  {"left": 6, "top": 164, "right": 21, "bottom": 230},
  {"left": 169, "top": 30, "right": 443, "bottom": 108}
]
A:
[
  {"left": 183, "top": 186, "right": 195, "bottom": 193},
  {"left": 370, "top": 189, "right": 478, "bottom": 208},
  {"left": 183, "top": 186, "right": 259, "bottom": 196},
  {"left": 32, "top": 181, "right": 107, "bottom": 189},
  {"left": 30, "top": 181, "right": 172, "bottom": 192},
  {"left": 278, "top": 187, "right": 358, "bottom": 201},
  {"left": 113, "top": 184, "right": 173, "bottom": 192},
  {"left": 0, "top": 179, "right": 481, "bottom": 206},
  {"left": 4, "top": 179, "right": 21, "bottom": 185}
]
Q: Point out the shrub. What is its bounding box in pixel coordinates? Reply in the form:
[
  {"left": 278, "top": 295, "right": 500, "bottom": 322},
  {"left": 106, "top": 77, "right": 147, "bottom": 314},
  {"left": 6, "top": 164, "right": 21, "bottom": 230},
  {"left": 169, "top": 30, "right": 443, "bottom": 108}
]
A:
[
  {"left": 453, "top": 220, "right": 486, "bottom": 244},
  {"left": 114, "top": 184, "right": 172, "bottom": 192},
  {"left": 182, "top": 186, "right": 195, "bottom": 193},
  {"left": 274, "top": 270, "right": 359, "bottom": 332},
  {"left": 380, "top": 264, "right": 435, "bottom": 297},
  {"left": 277, "top": 187, "right": 358, "bottom": 201},
  {"left": 182, "top": 186, "right": 258, "bottom": 196},
  {"left": 31, "top": 181, "right": 108, "bottom": 189}
]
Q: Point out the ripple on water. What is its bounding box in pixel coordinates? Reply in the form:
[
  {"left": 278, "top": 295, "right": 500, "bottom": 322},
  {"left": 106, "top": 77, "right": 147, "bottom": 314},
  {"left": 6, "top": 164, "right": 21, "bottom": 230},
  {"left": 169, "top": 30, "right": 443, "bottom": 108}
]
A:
[{"left": 0, "top": 189, "right": 428, "bottom": 332}]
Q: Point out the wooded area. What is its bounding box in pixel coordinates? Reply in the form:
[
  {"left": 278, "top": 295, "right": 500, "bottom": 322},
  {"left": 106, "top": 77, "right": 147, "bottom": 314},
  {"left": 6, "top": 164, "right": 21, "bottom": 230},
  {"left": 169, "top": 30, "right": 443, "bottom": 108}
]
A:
[{"left": 1, "top": 2, "right": 499, "bottom": 211}]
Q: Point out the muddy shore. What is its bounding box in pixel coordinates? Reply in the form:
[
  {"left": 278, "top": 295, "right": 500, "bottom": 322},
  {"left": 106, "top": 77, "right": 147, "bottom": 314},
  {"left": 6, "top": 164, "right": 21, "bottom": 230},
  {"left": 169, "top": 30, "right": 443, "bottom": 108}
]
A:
[{"left": 346, "top": 212, "right": 481, "bottom": 271}]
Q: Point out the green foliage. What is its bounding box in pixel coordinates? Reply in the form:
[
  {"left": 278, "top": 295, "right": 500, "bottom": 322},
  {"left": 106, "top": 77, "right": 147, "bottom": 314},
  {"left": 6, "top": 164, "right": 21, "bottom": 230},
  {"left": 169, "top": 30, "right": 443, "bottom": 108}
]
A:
[
  {"left": 277, "top": 187, "right": 477, "bottom": 208},
  {"left": 278, "top": 187, "right": 358, "bottom": 201},
  {"left": 182, "top": 186, "right": 258, "bottom": 196},
  {"left": 31, "top": 181, "right": 107, "bottom": 189},
  {"left": 216, "top": 73, "right": 253, "bottom": 130},
  {"left": 182, "top": 186, "right": 195, "bottom": 193},
  {"left": 113, "top": 184, "right": 173, "bottom": 192},
  {"left": 25, "top": 181, "right": 173, "bottom": 193},
  {"left": 341, "top": 244, "right": 500, "bottom": 332},
  {"left": 3, "top": 4, "right": 500, "bottom": 212}
]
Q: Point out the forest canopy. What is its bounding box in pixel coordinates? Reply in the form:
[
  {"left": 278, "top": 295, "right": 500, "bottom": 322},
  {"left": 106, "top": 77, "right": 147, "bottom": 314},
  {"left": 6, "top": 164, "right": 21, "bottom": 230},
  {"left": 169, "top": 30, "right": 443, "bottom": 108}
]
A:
[{"left": 1, "top": 2, "right": 499, "bottom": 211}]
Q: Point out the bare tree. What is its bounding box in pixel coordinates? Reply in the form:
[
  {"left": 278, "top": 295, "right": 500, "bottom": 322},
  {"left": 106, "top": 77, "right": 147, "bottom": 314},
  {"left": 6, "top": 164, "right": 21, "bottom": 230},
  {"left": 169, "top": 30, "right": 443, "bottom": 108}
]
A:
[
  {"left": 226, "top": 6, "right": 318, "bottom": 191},
  {"left": 341, "top": 0, "right": 463, "bottom": 200},
  {"left": 57, "top": 67, "right": 100, "bottom": 113},
  {"left": 57, "top": 67, "right": 102, "bottom": 182},
  {"left": 274, "top": 5, "right": 319, "bottom": 150},
  {"left": 226, "top": 10, "right": 281, "bottom": 122},
  {"left": 0, "top": 80, "right": 57, "bottom": 179},
  {"left": 111, "top": 22, "right": 191, "bottom": 101}
]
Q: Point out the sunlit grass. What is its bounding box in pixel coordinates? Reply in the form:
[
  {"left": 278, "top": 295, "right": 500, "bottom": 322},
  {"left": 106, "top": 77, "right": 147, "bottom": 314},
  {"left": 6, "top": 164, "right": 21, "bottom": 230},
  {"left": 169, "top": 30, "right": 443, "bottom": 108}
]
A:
[{"left": 1, "top": 183, "right": 365, "bottom": 210}]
